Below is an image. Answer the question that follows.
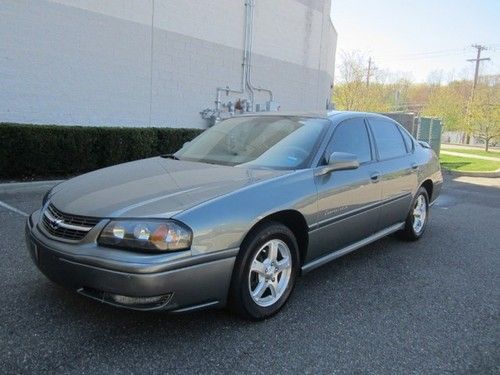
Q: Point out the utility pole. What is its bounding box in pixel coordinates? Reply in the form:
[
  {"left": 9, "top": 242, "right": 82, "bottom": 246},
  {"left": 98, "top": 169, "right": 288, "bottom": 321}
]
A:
[
  {"left": 467, "top": 44, "right": 490, "bottom": 89},
  {"left": 366, "top": 57, "right": 376, "bottom": 87},
  {"left": 464, "top": 44, "right": 491, "bottom": 145}
]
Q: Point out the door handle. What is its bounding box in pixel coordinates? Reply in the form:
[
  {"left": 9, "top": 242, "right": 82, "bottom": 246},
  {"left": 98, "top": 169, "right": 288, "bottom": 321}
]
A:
[
  {"left": 411, "top": 163, "right": 418, "bottom": 170},
  {"left": 370, "top": 172, "right": 381, "bottom": 182}
]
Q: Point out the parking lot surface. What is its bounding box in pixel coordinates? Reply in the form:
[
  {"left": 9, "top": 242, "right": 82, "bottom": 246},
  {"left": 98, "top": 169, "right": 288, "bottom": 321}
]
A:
[{"left": 0, "top": 175, "right": 498, "bottom": 374}]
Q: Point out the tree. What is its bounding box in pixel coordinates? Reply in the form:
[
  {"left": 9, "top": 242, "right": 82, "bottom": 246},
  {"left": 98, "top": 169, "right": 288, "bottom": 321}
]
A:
[
  {"left": 422, "top": 83, "right": 468, "bottom": 132},
  {"left": 331, "top": 51, "right": 498, "bottom": 148},
  {"left": 333, "top": 52, "right": 430, "bottom": 114},
  {"left": 333, "top": 51, "right": 368, "bottom": 110},
  {"left": 469, "top": 79, "right": 500, "bottom": 151},
  {"left": 333, "top": 51, "right": 392, "bottom": 112}
]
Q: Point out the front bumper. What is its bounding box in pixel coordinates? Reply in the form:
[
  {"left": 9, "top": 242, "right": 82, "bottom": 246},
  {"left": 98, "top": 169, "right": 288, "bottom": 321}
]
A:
[{"left": 25, "top": 210, "right": 237, "bottom": 312}]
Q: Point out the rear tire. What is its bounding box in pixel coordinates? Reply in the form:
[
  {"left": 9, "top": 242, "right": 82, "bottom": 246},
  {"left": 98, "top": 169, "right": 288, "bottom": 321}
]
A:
[
  {"left": 399, "top": 187, "right": 429, "bottom": 241},
  {"left": 229, "top": 222, "right": 299, "bottom": 320}
]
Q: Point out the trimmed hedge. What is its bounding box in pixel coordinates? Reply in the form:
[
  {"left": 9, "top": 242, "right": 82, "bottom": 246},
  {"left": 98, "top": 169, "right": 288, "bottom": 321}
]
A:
[{"left": 0, "top": 123, "right": 203, "bottom": 180}]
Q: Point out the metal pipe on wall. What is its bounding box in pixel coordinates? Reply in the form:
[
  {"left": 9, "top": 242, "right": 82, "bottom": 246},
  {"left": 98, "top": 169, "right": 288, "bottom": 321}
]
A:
[
  {"left": 245, "top": 0, "right": 274, "bottom": 106},
  {"left": 212, "top": 0, "right": 274, "bottom": 115},
  {"left": 244, "top": 0, "right": 254, "bottom": 108},
  {"left": 215, "top": 0, "right": 251, "bottom": 111}
]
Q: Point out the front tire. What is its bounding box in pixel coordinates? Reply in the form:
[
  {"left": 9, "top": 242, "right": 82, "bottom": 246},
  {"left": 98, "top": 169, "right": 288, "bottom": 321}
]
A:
[
  {"left": 400, "top": 187, "right": 429, "bottom": 241},
  {"left": 229, "top": 222, "right": 299, "bottom": 320}
]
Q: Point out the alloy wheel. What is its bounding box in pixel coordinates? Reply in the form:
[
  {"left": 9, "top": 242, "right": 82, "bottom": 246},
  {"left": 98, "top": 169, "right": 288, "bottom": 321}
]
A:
[
  {"left": 412, "top": 194, "right": 427, "bottom": 234},
  {"left": 248, "top": 239, "right": 292, "bottom": 307}
]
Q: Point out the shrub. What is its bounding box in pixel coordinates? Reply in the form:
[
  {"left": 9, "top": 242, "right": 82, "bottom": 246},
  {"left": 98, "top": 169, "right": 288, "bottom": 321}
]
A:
[{"left": 0, "top": 123, "right": 203, "bottom": 180}]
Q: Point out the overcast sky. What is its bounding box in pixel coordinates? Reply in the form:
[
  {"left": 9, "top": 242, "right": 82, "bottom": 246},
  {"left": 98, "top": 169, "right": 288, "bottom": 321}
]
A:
[{"left": 330, "top": 0, "right": 500, "bottom": 82}]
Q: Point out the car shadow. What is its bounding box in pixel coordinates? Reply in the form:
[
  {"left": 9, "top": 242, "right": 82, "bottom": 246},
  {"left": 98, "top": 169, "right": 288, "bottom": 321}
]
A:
[{"left": 30, "top": 233, "right": 408, "bottom": 338}]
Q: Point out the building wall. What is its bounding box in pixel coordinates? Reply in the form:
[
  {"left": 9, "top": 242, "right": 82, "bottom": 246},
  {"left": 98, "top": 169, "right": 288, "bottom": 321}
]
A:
[{"left": 0, "top": 0, "right": 337, "bottom": 128}]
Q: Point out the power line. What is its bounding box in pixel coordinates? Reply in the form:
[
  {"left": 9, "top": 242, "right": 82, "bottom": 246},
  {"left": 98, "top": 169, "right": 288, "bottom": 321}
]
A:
[
  {"left": 374, "top": 47, "right": 468, "bottom": 59},
  {"left": 376, "top": 50, "right": 469, "bottom": 62},
  {"left": 375, "top": 45, "right": 498, "bottom": 62},
  {"left": 356, "top": 44, "right": 500, "bottom": 62}
]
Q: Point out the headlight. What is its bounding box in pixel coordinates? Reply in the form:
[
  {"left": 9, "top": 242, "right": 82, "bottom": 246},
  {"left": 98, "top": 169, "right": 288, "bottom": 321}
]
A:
[{"left": 98, "top": 220, "right": 192, "bottom": 252}]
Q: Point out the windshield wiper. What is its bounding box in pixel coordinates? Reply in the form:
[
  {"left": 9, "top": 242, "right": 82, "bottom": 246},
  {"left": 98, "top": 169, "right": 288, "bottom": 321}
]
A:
[{"left": 160, "top": 154, "right": 180, "bottom": 160}]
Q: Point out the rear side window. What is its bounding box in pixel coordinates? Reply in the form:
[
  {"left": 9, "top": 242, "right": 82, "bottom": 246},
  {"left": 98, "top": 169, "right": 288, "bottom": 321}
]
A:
[
  {"left": 326, "top": 118, "right": 372, "bottom": 164},
  {"left": 399, "top": 127, "right": 414, "bottom": 152},
  {"left": 369, "top": 118, "right": 408, "bottom": 160}
]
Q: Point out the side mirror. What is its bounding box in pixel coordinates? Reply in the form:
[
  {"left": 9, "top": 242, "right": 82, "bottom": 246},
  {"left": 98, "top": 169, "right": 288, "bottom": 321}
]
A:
[{"left": 317, "top": 152, "right": 359, "bottom": 175}]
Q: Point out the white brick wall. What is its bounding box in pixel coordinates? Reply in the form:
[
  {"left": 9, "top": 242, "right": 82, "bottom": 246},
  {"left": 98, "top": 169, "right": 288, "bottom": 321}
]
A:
[{"left": 0, "top": 0, "right": 337, "bottom": 128}]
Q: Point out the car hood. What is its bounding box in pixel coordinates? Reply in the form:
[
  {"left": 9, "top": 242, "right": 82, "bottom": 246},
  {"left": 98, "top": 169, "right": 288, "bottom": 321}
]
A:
[{"left": 50, "top": 157, "right": 288, "bottom": 218}]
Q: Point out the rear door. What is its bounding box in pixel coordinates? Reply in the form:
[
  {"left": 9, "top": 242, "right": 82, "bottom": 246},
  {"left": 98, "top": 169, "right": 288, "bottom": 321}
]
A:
[
  {"left": 367, "top": 117, "right": 418, "bottom": 231},
  {"left": 310, "top": 117, "right": 382, "bottom": 261}
]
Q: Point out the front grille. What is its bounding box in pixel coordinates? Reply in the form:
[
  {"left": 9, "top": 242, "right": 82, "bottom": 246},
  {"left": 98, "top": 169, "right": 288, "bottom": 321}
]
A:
[{"left": 40, "top": 203, "right": 101, "bottom": 241}]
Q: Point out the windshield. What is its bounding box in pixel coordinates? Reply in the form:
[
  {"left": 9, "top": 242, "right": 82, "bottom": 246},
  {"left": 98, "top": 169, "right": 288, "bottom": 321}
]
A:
[{"left": 175, "top": 116, "right": 329, "bottom": 169}]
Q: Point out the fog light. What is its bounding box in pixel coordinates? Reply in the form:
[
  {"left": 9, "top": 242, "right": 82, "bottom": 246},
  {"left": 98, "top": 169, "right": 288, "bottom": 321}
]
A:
[
  {"left": 78, "top": 287, "right": 173, "bottom": 310},
  {"left": 109, "top": 293, "right": 171, "bottom": 306}
]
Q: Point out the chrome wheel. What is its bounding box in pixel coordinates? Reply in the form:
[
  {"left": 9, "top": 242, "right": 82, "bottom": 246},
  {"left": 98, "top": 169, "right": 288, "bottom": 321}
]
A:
[
  {"left": 248, "top": 239, "right": 292, "bottom": 307},
  {"left": 412, "top": 194, "right": 427, "bottom": 234}
]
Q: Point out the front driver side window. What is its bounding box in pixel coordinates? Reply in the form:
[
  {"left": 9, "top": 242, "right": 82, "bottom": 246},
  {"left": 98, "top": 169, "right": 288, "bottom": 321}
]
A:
[{"left": 325, "top": 118, "right": 372, "bottom": 164}]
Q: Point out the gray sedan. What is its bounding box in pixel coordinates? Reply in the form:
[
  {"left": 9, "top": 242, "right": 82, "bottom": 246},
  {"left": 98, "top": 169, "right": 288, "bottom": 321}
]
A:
[{"left": 25, "top": 111, "right": 443, "bottom": 319}]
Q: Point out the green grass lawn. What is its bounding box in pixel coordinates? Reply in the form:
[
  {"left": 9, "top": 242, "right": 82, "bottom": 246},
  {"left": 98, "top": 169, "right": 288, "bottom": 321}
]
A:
[
  {"left": 443, "top": 148, "right": 500, "bottom": 158},
  {"left": 440, "top": 154, "right": 500, "bottom": 172}
]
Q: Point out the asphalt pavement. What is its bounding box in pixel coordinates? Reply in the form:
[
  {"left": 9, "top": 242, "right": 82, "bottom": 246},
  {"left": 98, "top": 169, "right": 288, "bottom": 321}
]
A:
[{"left": 0, "top": 175, "right": 498, "bottom": 374}]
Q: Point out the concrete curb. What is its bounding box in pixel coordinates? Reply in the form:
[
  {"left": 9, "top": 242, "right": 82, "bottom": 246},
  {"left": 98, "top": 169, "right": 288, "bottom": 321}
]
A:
[
  {"left": 0, "top": 180, "right": 64, "bottom": 193},
  {"left": 444, "top": 169, "right": 500, "bottom": 178}
]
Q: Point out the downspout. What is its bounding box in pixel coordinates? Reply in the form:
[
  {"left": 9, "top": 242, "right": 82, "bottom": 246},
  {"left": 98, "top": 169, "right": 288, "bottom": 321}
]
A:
[
  {"left": 210, "top": 0, "right": 274, "bottom": 116},
  {"left": 214, "top": 1, "right": 252, "bottom": 111},
  {"left": 244, "top": 0, "right": 254, "bottom": 108},
  {"left": 246, "top": 0, "right": 274, "bottom": 108}
]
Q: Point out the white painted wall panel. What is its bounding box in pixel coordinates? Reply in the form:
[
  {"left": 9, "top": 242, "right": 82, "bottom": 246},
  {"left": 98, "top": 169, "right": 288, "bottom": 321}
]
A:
[
  {"left": 154, "top": 0, "right": 245, "bottom": 52},
  {"left": 48, "top": 0, "right": 153, "bottom": 26},
  {"left": 48, "top": 0, "right": 326, "bottom": 69},
  {"left": 253, "top": 0, "right": 323, "bottom": 69},
  {"left": 0, "top": 0, "right": 337, "bottom": 128}
]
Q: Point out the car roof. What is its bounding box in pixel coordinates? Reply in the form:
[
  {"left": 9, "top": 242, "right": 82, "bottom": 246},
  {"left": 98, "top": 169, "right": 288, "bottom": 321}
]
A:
[
  {"left": 234, "top": 111, "right": 332, "bottom": 118},
  {"left": 234, "top": 110, "right": 397, "bottom": 123}
]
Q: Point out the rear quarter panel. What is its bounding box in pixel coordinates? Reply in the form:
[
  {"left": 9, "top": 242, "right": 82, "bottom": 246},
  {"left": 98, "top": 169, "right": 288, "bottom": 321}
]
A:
[{"left": 415, "top": 145, "right": 443, "bottom": 202}]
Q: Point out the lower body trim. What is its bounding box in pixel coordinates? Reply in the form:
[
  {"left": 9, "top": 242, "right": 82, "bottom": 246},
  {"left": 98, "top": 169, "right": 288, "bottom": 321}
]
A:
[{"left": 301, "top": 222, "right": 405, "bottom": 274}]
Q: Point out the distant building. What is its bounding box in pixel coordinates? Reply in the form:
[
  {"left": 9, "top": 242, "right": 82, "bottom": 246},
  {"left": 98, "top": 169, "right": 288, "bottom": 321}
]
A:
[{"left": 0, "top": 0, "right": 337, "bottom": 128}]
